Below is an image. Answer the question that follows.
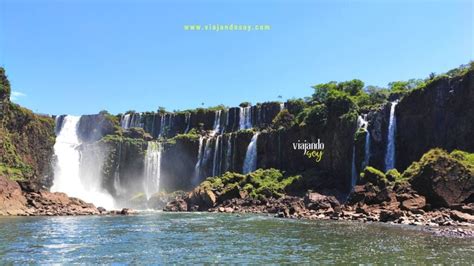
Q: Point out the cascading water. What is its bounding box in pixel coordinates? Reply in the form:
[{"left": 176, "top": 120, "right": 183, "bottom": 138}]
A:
[
  {"left": 350, "top": 146, "right": 357, "bottom": 188},
  {"left": 243, "top": 132, "right": 259, "bottom": 174},
  {"left": 51, "top": 115, "right": 115, "bottom": 209},
  {"left": 192, "top": 136, "right": 205, "bottom": 184},
  {"left": 143, "top": 141, "right": 162, "bottom": 200},
  {"left": 280, "top": 102, "right": 285, "bottom": 111},
  {"left": 184, "top": 113, "right": 191, "bottom": 133},
  {"left": 225, "top": 133, "right": 233, "bottom": 172},
  {"left": 130, "top": 113, "right": 142, "bottom": 128},
  {"left": 212, "top": 110, "right": 222, "bottom": 135},
  {"left": 350, "top": 115, "right": 369, "bottom": 188},
  {"left": 239, "top": 106, "right": 252, "bottom": 130},
  {"left": 159, "top": 113, "right": 166, "bottom": 137},
  {"left": 384, "top": 101, "right": 398, "bottom": 171},
  {"left": 120, "top": 113, "right": 131, "bottom": 129},
  {"left": 362, "top": 116, "right": 371, "bottom": 169},
  {"left": 212, "top": 135, "right": 221, "bottom": 176}
]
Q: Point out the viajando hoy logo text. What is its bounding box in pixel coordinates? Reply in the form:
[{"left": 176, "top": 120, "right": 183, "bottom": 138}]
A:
[{"left": 292, "top": 139, "right": 325, "bottom": 163}]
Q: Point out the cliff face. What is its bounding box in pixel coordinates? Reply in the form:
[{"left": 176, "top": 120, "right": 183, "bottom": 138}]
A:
[
  {"left": 396, "top": 71, "right": 474, "bottom": 171},
  {"left": 0, "top": 68, "right": 56, "bottom": 187}
]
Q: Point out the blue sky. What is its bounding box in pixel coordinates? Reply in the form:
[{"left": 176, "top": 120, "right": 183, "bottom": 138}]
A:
[{"left": 0, "top": 0, "right": 472, "bottom": 115}]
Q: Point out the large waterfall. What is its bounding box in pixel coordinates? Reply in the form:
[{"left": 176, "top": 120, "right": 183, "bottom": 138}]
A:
[
  {"left": 143, "top": 141, "right": 162, "bottom": 199},
  {"left": 243, "top": 132, "right": 259, "bottom": 174},
  {"left": 384, "top": 101, "right": 398, "bottom": 171},
  {"left": 51, "top": 115, "right": 115, "bottom": 209}
]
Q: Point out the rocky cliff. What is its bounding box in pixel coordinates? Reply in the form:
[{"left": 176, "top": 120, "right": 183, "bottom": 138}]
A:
[{"left": 0, "top": 68, "right": 56, "bottom": 187}]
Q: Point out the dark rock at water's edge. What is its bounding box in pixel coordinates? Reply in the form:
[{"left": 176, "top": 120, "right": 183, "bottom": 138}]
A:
[{"left": 163, "top": 150, "right": 474, "bottom": 236}]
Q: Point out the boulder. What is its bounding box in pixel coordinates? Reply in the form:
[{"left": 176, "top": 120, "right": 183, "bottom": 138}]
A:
[
  {"left": 450, "top": 210, "right": 474, "bottom": 223},
  {"left": 400, "top": 195, "right": 426, "bottom": 212},
  {"left": 304, "top": 192, "right": 340, "bottom": 211},
  {"left": 0, "top": 175, "right": 28, "bottom": 215},
  {"left": 164, "top": 199, "right": 188, "bottom": 212},
  {"left": 406, "top": 149, "right": 474, "bottom": 208}
]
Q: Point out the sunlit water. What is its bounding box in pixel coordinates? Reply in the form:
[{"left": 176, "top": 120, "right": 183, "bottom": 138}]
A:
[{"left": 0, "top": 213, "right": 472, "bottom": 264}]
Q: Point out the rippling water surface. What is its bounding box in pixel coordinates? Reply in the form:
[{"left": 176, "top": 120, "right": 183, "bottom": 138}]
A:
[{"left": 0, "top": 212, "right": 472, "bottom": 264}]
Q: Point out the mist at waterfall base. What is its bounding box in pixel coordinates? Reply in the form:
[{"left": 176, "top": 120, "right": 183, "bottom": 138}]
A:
[
  {"left": 52, "top": 115, "right": 167, "bottom": 210},
  {"left": 51, "top": 116, "right": 115, "bottom": 209}
]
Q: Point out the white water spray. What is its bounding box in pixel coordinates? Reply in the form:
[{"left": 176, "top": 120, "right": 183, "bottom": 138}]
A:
[
  {"left": 143, "top": 141, "right": 162, "bottom": 200},
  {"left": 385, "top": 101, "right": 398, "bottom": 171},
  {"left": 239, "top": 106, "right": 252, "bottom": 130},
  {"left": 243, "top": 132, "right": 259, "bottom": 174},
  {"left": 51, "top": 115, "right": 115, "bottom": 209}
]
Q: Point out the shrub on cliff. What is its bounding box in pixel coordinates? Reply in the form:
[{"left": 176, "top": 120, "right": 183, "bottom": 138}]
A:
[
  {"left": 199, "top": 169, "right": 301, "bottom": 201},
  {"left": 272, "top": 109, "right": 295, "bottom": 129},
  {"left": 359, "top": 166, "right": 388, "bottom": 187},
  {"left": 402, "top": 148, "right": 474, "bottom": 208},
  {"left": 0, "top": 100, "right": 55, "bottom": 184}
]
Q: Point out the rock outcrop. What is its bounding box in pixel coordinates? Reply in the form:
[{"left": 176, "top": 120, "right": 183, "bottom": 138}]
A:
[
  {"left": 0, "top": 68, "right": 56, "bottom": 187},
  {"left": 0, "top": 175, "right": 104, "bottom": 216}
]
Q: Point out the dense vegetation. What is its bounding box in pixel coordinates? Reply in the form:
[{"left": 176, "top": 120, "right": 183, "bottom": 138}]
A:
[
  {"left": 199, "top": 169, "right": 301, "bottom": 200},
  {"left": 0, "top": 67, "right": 56, "bottom": 182}
]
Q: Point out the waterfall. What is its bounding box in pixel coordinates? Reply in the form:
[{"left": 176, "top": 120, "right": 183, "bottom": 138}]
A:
[
  {"left": 120, "top": 113, "right": 131, "bottom": 129},
  {"left": 212, "top": 135, "right": 221, "bottom": 176},
  {"left": 225, "top": 133, "right": 233, "bottom": 172},
  {"left": 143, "top": 141, "right": 162, "bottom": 199},
  {"left": 159, "top": 113, "right": 166, "bottom": 137},
  {"left": 243, "top": 132, "right": 259, "bottom": 174},
  {"left": 130, "top": 113, "right": 142, "bottom": 128},
  {"left": 223, "top": 110, "right": 229, "bottom": 133},
  {"left": 51, "top": 115, "right": 115, "bottom": 209},
  {"left": 280, "top": 102, "right": 285, "bottom": 111},
  {"left": 211, "top": 110, "right": 221, "bottom": 135},
  {"left": 351, "top": 146, "right": 357, "bottom": 188},
  {"left": 114, "top": 140, "right": 125, "bottom": 196},
  {"left": 184, "top": 113, "right": 191, "bottom": 133},
  {"left": 385, "top": 101, "right": 398, "bottom": 171},
  {"left": 363, "top": 120, "right": 371, "bottom": 168},
  {"left": 192, "top": 136, "right": 205, "bottom": 184},
  {"left": 350, "top": 115, "right": 369, "bottom": 188},
  {"left": 239, "top": 106, "right": 252, "bottom": 130}
]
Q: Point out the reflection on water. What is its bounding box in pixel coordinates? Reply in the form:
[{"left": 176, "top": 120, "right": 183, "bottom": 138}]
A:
[{"left": 0, "top": 213, "right": 473, "bottom": 264}]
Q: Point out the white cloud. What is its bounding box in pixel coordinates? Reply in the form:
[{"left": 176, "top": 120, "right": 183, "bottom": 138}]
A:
[{"left": 10, "top": 91, "right": 27, "bottom": 101}]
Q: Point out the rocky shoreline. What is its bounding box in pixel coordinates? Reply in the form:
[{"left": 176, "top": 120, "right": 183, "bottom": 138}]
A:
[
  {"left": 164, "top": 177, "right": 474, "bottom": 238},
  {"left": 0, "top": 175, "right": 133, "bottom": 216},
  {"left": 164, "top": 192, "right": 474, "bottom": 238}
]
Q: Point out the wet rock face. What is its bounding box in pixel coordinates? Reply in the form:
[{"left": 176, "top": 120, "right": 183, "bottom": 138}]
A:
[
  {"left": 77, "top": 114, "right": 116, "bottom": 143},
  {"left": 161, "top": 137, "right": 199, "bottom": 191},
  {"left": 366, "top": 104, "right": 391, "bottom": 171},
  {"left": 396, "top": 71, "right": 474, "bottom": 171},
  {"left": 258, "top": 120, "right": 355, "bottom": 192}
]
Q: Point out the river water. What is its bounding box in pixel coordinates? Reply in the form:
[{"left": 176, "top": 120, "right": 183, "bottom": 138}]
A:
[{"left": 0, "top": 212, "right": 472, "bottom": 264}]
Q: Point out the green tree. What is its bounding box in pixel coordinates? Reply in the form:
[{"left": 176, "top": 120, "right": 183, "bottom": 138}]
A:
[{"left": 272, "top": 109, "right": 295, "bottom": 129}]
